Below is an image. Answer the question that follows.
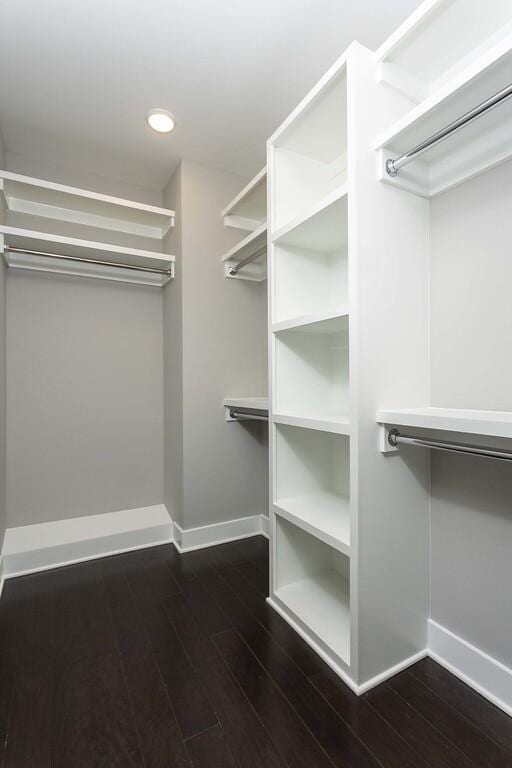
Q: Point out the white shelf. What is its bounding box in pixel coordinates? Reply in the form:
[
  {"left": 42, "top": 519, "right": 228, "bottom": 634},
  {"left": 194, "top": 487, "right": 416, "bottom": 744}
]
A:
[
  {"left": 272, "top": 183, "right": 348, "bottom": 245},
  {"left": 0, "top": 170, "right": 174, "bottom": 239},
  {"left": 222, "top": 167, "right": 267, "bottom": 232},
  {"left": 222, "top": 223, "right": 267, "bottom": 282},
  {"left": 272, "top": 307, "right": 348, "bottom": 334},
  {"left": 376, "top": 14, "right": 512, "bottom": 197},
  {"left": 0, "top": 226, "right": 174, "bottom": 287},
  {"left": 274, "top": 493, "right": 350, "bottom": 554},
  {"left": 273, "top": 413, "right": 350, "bottom": 436},
  {"left": 377, "top": 407, "right": 512, "bottom": 440},
  {"left": 224, "top": 397, "right": 268, "bottom": 411}
]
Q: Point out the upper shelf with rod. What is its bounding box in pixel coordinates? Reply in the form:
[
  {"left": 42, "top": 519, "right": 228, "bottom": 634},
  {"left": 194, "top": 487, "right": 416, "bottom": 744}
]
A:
[
  {"left": 0, "top": 226, "right": 174, "bottom": 287},
  {"left": 221, "top": 168, "right": 267, "bottom": 281},
  {"left": 0, "top": 170, "right": 175, "bottom": 239},
  {"left": 375, "top": 0, "right": 512, "bottom": 197}
]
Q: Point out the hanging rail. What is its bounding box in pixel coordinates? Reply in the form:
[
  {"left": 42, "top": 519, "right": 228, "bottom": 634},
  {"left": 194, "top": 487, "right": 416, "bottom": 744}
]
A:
[
  {"left": 4, "top": 245, "right": 173, "bottom": 276},
  {"left": 386, "top": 82, "right": 512, "bottom": 177},
  {"left": 388, "top": 428, "right": 512, "bottom": 462},
  {"left": 229, "top": 408, "right": 268, "bottom": 422},
  {"left": 228, "top": 245, "right": 266, "bottom": 276}
]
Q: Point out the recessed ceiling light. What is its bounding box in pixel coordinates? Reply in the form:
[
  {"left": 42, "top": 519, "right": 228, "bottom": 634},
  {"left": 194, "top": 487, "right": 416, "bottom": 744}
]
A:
[{"left": 146, "top": 109, "right": 175, "bottom": 133}]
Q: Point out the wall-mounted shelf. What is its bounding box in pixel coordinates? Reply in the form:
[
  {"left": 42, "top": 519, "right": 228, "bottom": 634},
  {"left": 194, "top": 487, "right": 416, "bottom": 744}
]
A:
[
  {"left": 0, "top": 226, "right": 175, "bottom": 287},
  {"left": 272, "top": 183, "right": 347, "bottom": 246},
  {"left": 222, "top": 169, "right": 267, "bottom": 281},
  {"left": 222, "top": 223, "right": 266, "bottom": 281},
  {"left": 222, "top": 167, "right": 267, "bottom": 231},
  {"left": 375, "top": 2, "right": 512, "bottom": 197},
  {"left": 377, "top": 406, "right": 512, "bottom": 440},
  {"left": 224, "top": 397, "right": 268, "bottom": 422},
  {"left": 0, "top": 170, "right": 175, "bottom": 239}
]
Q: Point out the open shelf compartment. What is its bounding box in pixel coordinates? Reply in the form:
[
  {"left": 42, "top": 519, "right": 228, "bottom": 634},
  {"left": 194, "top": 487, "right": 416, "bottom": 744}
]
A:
[
  {"left": 273, "top": 516, "right": 350, "bottom": 664},
  {"left": 271, "top": 68, "right": 347, "bottom": 232},
  {"left": 273, "top": 314, "right": 349, "bottom": 427},
  {"left": 272, "top": 188, "right": 347, "bottom": 323},
  {"left": 274, "top": 423, "right": 350, "bottom": 553}
]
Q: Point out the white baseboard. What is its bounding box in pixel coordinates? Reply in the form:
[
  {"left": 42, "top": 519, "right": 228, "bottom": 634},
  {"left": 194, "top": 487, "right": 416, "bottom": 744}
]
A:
[
  {"left": 174, "top": 513, "right": 269, "bottom": 553},
  {"left": 357, "top": 649, "right": 428, "bottom": 694},
  {"left": 1, "top": 504, "right": 173, "bottom": 578},
  {"left": 428, "top": 619, "right": 512, "bottom": 718}
]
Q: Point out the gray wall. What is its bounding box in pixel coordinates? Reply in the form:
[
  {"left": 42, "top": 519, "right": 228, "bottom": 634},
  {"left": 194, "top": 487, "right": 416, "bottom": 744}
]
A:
[
  {"left": 7, "top": 273, "right": 164, "bottom": 527},
  {"left": 163, "top": 160, "right": 268, "bottom": 530},
  {"left": 429, "top": 160, "right": 512, "bottom": 667},
  {"left": 163, "top": 165, "right": 184, "bottom": 526},
  {"left": 0, "top": 131, "right": 7, "bottom": 548}
]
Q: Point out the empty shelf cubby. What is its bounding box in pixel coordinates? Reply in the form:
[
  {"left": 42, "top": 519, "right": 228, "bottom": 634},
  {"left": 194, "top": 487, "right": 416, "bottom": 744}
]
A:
[
  {"left": 274, "top": 423, "right": 351, "bottom": 553},
  {"left": 274, "top": 516, "right": 350, "bottom": 664},
  {"left": 273, "top": 314, "right": 349, "bottom": 426}
]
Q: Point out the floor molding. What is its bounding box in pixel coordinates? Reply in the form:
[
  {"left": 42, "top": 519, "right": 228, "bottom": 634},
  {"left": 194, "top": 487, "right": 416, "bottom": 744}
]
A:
[
  {"left": 174, "top": 513, "right": 269, "bottom": 553},
  {"left": 428, "top": 619, "right": 512, "bottom": 718},
  {"left": 1, "top": 504, "right": 173, "bottom": 578}
]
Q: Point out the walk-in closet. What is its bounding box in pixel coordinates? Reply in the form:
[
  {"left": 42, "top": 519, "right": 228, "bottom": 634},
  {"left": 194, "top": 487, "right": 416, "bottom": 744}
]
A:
[{"left": 0, "top": 1, "right": 511, "bottom": 765}]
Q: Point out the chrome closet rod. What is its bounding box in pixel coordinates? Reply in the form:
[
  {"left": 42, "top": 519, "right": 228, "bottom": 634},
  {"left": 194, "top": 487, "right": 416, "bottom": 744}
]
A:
[
  {"left": 386, "top": 82, "right": 512, "bottom": 177},
  {"left": 5, "top": 245, "right": 173, "bottom": 276},
  {"left": 228, "top": 245, "right": 266, "bottom": 276},
  {"left": 388, "top": 429, "right": 512, "bottom": 462},
  {"left": 229, "top": 408, "right": 268, "bottom": 422}
]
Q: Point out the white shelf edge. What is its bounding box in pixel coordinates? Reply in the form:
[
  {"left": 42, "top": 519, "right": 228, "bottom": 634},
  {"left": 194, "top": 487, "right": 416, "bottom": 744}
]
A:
[
  {"left": 224, "top": 397, "right": 268, "bottom": 411},
  {"left": 376, "top": 406, "right": 512, "bottom": 440},
  {"left": 271, "top": 183, "right": 348, "bottom": 244},
  {"left": 221, "top": 167, "right": 267, "bottom": 218},
  {"left": 0, "top": 170, "right": 175, "bottom": 239},
  {"left": 272, "top": 307, "right": 349, "bottom": 334},
  {"left": 375, "top": 0, "right": 442, "bottom": 63},
  {"left": 273, "top": 501, "right": 351, "bottom": 556},
  {"left": 273, "top": 413, "right": 351, "bottom": 436}
]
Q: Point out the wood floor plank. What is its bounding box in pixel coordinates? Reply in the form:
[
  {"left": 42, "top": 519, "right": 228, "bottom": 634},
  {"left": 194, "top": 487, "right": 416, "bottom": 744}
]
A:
[
  {"left": 3, "top": 667, "right": 52, "bottom": 768},
  {"left": 389, "top": 670, "right": 512, "bottom": 768},
  {"left": 409, "top": 658, "right": 512, "bottom": 755},
  {"left": 217, "top": 560, "right": 325, "bottom": 677},
  {"left": 185, "top": 724, "right": 241, "bottom": 768},
  {"left": 166, "top": 592, "right": 286, "bottom": 768},
  {"left": 128, "top": 574, "right": 218, "bottom": 741},
  {"left": 195, "top": 566, "right": 379, "bottom": 768},
  {"left": 213, "top": 628, "right": 334, "bottom": 768},
  {"left": 102, "top": 566, "right": 192, "bottom": 768},
  {"left": 310, "top": 667, "right": 430, "bottom": 768},
  {"left": 365, "top": 681, "right": 476, "bottom": 768},
  {"left": 52, "top": 652, "right": 144, "bottom": 768}
]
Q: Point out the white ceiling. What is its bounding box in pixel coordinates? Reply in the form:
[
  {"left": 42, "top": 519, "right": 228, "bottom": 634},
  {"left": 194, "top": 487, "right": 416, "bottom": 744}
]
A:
[{"left": 0, "top": 0, "right": 422, "bottom": 192}]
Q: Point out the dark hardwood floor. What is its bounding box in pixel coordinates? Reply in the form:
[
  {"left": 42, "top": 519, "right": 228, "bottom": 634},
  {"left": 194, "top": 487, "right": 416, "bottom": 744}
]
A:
[{"left": 0, "top": 536, "right": 511, "bottom": 767}]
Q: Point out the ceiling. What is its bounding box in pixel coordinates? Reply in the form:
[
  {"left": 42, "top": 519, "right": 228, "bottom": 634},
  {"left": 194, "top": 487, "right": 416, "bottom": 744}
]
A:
[{"left": 0, "top": 0, "right": 422, "bottom": 192}]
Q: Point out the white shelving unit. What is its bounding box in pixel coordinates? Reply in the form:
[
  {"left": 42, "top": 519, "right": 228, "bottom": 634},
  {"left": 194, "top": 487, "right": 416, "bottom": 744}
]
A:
[
  {"left": 0, "top": 170, "right": 174, "bottom": 238},
  {"left": 375, "top": 1, "right": 512, "bottom": 197},
  {"left": 221, "top": 168, "right": 267, "bottom": 280},
  {"left": 0, "top": 172, "right": 176, "bottom": 287},
  {"left": 268, "top": 38, "right": 431, "bottom": 692}
]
